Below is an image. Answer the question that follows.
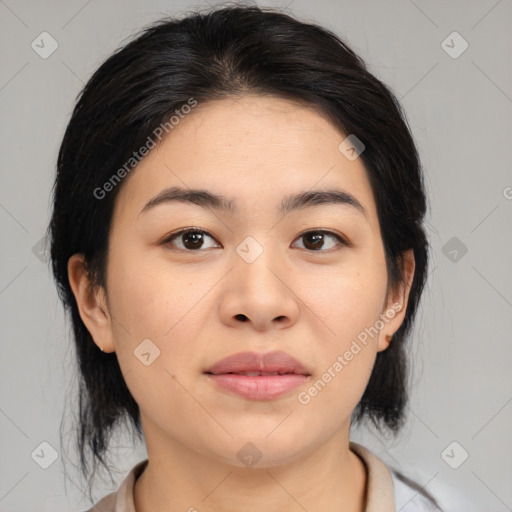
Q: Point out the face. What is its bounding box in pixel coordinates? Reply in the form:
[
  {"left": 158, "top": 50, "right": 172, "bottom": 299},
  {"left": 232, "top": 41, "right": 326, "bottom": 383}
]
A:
[{"left": 69, "top": 95, "right": 413, "bottom": 468}]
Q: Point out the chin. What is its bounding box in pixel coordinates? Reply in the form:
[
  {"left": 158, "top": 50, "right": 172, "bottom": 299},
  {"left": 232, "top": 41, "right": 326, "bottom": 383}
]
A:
[{"left": 209, "top": 433, "right": 313, "bottom": 470}]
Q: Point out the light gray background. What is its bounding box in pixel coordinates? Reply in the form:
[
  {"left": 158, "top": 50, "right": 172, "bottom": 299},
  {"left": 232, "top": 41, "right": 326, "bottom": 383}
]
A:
[{"left": 1, "top": 0, "right": 511, "bottom": 511}]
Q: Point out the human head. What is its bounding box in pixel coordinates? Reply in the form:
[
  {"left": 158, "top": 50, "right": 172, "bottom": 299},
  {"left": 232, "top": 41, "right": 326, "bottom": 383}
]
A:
[{"left": 48, "top": 4, "right": 428, "bottom": 492}]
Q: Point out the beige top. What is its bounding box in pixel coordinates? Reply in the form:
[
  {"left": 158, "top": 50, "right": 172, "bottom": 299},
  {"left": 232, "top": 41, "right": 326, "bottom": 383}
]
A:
[{"left": 85, "top": 442, "right": 436, "bottom": 512}]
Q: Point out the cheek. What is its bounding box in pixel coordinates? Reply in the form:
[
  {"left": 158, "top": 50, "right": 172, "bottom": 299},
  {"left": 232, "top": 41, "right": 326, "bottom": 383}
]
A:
[
  {"left": 296, "top": 344, "right": 376, "bottom": 443},
  {"left": 295, "top": 250, "right": 387, "bottom": 408},
  {"left": 300, "top": 252, "right": 388, "bottom": 346},
  {"left": 108, "top": 250, "right": 209, "bottom": 342},
  {"left": 107, "top": 256, "right": 210, "bottom": 425}
]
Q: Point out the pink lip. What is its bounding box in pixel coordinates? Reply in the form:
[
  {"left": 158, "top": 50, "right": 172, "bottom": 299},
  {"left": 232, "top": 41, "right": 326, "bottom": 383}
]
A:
[{"left": 204, "top": 351, "right": 311, "bottom": 400}]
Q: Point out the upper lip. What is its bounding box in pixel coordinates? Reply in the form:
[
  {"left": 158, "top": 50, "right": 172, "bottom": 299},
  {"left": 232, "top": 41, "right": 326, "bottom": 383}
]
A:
[{"left": 204, "top": 351, "right": 311, "bottom": 376}]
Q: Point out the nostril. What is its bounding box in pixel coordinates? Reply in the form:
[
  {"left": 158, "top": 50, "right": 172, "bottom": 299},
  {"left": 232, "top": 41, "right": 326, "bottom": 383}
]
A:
[{"left": 235, "top": 314, "right": 248, "bottom": 322}]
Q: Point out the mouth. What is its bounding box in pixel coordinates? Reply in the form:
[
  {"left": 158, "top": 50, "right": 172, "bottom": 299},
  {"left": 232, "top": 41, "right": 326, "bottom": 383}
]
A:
[
  {"left": 203, "top": 351, "right": 311, "bottom": 400},
  {"left": 209, "top": 371, "right": 300, "bottom": 376}
]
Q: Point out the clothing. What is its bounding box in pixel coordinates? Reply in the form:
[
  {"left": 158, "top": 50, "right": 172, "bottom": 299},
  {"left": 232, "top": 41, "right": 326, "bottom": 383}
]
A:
[{"left": 84, "top": 442, "right": 441, "bottom": 512}]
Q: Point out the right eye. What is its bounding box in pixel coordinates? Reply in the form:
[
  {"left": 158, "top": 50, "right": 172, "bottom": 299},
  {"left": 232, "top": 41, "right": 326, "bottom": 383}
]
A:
[{"left": 161, "top": 228, "right": 221, "bottom": 251}]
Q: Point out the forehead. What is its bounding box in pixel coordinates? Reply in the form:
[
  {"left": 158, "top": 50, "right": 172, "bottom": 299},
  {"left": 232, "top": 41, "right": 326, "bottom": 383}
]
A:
[{"left": 112, "top": 95, "right": 378, "bottom": 227}]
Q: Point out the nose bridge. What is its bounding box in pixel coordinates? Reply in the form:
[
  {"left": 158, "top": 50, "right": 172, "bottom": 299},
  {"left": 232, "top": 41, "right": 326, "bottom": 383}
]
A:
[
  {"left": 219, "top": 233, "right": 299, "bottom": 330},
  {"left": 234, "top": 234, "right": 283, "bottom": 293}
]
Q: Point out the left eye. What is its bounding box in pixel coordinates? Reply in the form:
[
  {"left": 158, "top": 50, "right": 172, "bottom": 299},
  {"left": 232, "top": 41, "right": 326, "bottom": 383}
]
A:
[{"left": 292, "top": 230, "right": 347, "bottom": 251}]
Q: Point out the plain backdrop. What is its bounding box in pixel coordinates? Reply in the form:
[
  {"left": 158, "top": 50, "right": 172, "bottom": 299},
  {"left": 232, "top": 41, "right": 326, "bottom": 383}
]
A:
[{"left": 1, "top": 0, "right": 511, "bottom": 511}]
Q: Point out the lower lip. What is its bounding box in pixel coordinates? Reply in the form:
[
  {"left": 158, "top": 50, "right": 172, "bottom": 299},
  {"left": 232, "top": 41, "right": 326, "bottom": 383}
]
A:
[{"left": 205, "top": 373, "right": 309, "bottom": 400}]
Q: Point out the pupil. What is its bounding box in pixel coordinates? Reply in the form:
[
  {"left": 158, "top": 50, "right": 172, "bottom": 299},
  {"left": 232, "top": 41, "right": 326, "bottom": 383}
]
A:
[
  {"left": 183, "top": 231, "right": 203, "bottom": 249},
  {"left": 305, "top": 233, "right": 323, "bottom": 250}
]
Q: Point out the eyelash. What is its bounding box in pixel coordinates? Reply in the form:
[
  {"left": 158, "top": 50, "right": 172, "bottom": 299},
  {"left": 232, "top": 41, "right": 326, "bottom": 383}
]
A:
[{"left": 161, "top": 227, "right": 349, "bottom": 253}]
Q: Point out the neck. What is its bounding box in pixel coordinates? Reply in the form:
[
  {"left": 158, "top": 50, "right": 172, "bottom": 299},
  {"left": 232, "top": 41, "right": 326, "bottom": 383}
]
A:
[{"left": 134, "top": 418, "right": 367, "bottom": 512}]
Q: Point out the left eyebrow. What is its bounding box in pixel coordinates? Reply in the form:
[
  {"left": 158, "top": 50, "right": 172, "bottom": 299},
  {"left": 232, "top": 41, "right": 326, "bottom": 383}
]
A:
[
  {"left": 138, "top": 186, "right": 368, "bottom": 220},
  {"left": 279, "top": 189, "right": 367, "bottom": 219}
]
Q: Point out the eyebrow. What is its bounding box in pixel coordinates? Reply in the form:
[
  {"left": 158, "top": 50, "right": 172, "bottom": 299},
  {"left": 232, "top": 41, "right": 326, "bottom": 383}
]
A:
[{"left": 138, "top": 186, "right": 367, "bottom": 219}]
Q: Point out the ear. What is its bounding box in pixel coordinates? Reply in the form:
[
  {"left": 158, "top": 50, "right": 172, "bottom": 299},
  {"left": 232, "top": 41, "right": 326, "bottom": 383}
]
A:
[
  {"left": 377, "top": 249, "right": 416, "bottom": 353},
  {"left": 67, "top": 253, "right": 116, "bottom": 353}
]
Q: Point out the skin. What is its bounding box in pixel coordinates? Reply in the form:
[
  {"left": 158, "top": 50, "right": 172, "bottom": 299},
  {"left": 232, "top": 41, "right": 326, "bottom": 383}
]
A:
[{"left": 68, "top": 95, "right": 415, "bottom": 512}]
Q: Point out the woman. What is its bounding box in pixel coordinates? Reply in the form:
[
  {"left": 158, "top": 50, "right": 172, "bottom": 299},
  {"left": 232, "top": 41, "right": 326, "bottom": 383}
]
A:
[{"left": 48, "top": 5, "right": 442, "bottom": 511}]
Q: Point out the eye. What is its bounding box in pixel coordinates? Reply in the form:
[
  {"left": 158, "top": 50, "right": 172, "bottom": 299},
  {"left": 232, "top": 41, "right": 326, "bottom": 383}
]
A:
[
  {"left": 162, "top": 228, "right": 220, "bottom": 251},
  {"left": 162, "top": 228, "right": 348, "bottom": 252},
  {"left": 292, "top": 230, "right": 348, "bottom": 252}
]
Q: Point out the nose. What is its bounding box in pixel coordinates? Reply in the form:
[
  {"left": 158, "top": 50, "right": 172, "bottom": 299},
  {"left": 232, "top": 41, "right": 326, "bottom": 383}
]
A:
[{"left": 218, "top": 244, "right": 300, "bottom": 332}]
